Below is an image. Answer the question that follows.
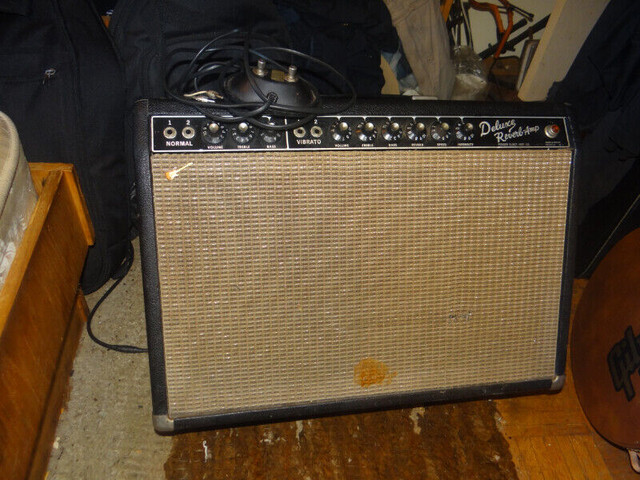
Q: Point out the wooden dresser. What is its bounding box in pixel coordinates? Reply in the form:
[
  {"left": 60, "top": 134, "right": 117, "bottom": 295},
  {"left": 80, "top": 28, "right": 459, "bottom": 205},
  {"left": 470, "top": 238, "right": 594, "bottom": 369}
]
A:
[{"left": 0, "top": 164, "right": 94, "bottom": 480}]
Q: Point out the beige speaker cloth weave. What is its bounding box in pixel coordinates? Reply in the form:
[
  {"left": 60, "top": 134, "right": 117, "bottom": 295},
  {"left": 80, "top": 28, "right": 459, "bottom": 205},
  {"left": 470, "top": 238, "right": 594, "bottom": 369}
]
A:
[{"left": 150, "top": 148, "right": 572, "bottom": 419}]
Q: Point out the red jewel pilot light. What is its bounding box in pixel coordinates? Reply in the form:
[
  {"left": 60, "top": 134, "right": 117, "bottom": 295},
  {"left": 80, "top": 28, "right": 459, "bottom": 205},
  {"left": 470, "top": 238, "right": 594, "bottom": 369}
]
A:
[{"left": 544, "top": 124, "right": 561, "bottom": 139}]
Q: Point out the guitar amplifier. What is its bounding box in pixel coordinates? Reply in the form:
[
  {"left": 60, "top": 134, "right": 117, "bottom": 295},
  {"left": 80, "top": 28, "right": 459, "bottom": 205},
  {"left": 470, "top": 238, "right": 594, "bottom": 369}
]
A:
[{"left": 134, "top": 98, "right": 577, "bottom": 433}]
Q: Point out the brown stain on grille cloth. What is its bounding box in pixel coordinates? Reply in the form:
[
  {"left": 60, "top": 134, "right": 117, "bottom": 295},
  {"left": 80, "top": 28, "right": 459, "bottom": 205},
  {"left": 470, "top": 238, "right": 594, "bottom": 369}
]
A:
[
  {"left": 354, "top": 358, "right": 397, "bottom": 388},
  {"left": 164, "top": 401, "right": 517, "bottom": 479}
]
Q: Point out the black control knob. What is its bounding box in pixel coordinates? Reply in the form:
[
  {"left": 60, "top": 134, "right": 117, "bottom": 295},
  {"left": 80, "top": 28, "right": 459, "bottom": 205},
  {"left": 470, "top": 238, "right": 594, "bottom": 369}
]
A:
[
  {"left": 330, "top": 120, "right": 352, "bottom": 142},
  {"left": 454, "top": 121, "right": 475, "bottom": 142},
  {"left": 202, "top": 121, "right": 227, "bottom": 144},
  {"left": 356, "top": 120, "right": 377, "bottom": 143},
  {"left": 430, "top": 121, "right": 452, "bottom": 143},
  {"left": 231, "top": 121, "right": 255, "bottom": 144},
  {"left": 381, "top": 121, "right": 403, "bottom": 142},
  {"left": 406, "top": 121, "right": 428, "bottom": 142}
]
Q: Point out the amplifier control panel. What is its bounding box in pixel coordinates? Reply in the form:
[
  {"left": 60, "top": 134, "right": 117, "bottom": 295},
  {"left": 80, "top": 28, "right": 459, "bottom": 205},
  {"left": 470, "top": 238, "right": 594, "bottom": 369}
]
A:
[{"left": 151, "top": 115, "right": 570, "bottom": 153}]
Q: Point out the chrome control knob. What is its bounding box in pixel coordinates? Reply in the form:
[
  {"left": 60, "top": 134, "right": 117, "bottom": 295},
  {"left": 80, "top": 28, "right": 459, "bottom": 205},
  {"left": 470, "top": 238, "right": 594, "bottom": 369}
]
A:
[
  {"left": 231, "top": 121, "right": 255, "bottom": 144},
  {"left": 356, "top": 121, "right": 377, "bottom": 143},
  {"left": 406, "top": 121, "right": 428, "bottom": 142},
  {"left": 202, "top": 121, "right": 227, "bottom": 144},
  {"left": 330, "top": 121, "right": 352, "bottom": 142},
  {"left": 381, "top": 121, "right": 403, "bottom": 142},
  {"left": 454, "top": 121, "right": 475, "bottom": 142},
  {"left": 430, "top": 121, "right": 452, "bottom": 143}
]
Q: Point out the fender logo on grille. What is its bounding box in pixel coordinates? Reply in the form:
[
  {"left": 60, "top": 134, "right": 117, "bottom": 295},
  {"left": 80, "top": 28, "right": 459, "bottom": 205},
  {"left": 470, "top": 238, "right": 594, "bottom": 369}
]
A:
[{"left": 165, "top": 162, "right": 194, "bottom": 180}]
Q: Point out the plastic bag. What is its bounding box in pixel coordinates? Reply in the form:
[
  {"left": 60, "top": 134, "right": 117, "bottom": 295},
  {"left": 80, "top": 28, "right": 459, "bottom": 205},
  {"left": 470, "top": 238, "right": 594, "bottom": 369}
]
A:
[
  {"left": 450, "top": 46, "right": 488, "bottom": 100},
  {"left": 0, "top": 112, "right": 39, "bottom": 289}
]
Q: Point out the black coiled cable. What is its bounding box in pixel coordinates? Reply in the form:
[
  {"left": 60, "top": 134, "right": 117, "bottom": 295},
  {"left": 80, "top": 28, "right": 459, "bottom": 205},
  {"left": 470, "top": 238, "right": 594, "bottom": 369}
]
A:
[{"left": 163, "top": 29, "right": 357, "bottom": 130}]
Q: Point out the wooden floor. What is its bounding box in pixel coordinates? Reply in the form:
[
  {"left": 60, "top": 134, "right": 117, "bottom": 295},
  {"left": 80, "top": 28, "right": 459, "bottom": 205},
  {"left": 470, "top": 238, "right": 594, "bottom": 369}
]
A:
[{"left": 494, "top": 279, "right": 637, "bottom": 479}]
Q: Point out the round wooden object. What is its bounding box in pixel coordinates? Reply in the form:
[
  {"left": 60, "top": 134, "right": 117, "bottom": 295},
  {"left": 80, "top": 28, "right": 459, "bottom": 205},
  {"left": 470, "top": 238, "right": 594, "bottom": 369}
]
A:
[{"left": 572, "top": 228, "right": 640, "bottom": 450}]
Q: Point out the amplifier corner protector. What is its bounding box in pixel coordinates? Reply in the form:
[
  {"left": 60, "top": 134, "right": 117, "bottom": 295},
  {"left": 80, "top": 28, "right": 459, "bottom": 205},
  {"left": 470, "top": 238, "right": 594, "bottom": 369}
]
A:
[
  {"left": 153, "top": 414, "right": 175, "bottom": 433},
  {"left": 551, "top": 375, "right": 566, "bottom": 391}
]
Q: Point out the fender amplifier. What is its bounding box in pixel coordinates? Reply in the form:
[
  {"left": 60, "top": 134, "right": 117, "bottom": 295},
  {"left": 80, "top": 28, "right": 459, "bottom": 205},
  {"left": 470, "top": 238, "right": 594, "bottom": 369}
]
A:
[{"left": 134, "top": 98, "right": 577, "bottom": 433}]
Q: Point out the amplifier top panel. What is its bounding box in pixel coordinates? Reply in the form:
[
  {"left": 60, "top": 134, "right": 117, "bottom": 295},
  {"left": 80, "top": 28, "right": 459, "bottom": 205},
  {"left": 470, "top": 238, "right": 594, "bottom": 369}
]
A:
[
  {"left": 144, "top": 97, "right": 572, "bottom": 154},
  {"left": 151, "top": 114, "right": 570, "bottom": 153}
]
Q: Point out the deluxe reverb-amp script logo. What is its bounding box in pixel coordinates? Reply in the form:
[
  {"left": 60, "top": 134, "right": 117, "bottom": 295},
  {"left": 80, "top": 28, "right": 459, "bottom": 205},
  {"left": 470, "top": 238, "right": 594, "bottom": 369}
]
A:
[
  {"left": 479, "top": 119, "right": 540, "bottom": 143},
  {"left": 608, "top": 325, "right": 640, "bottom": 401}
]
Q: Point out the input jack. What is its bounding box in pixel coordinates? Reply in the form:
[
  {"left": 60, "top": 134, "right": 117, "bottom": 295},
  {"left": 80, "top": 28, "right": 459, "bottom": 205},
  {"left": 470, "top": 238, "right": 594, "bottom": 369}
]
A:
[
  {"left": 293, "top": 127, "right": 306, "bottom": 138},
  {"left": 310, "top": 125, "right": 323, "bottom": 138},
  {"left": 182, "top": 126, "right": 196, "bottom": 139},
  {"left": 163, "top": 126, "right": 177, "bottom": 139}
]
